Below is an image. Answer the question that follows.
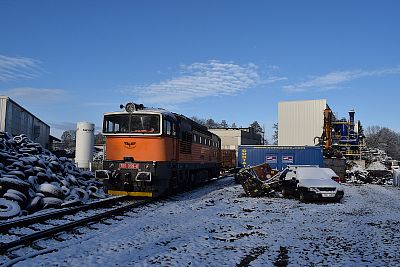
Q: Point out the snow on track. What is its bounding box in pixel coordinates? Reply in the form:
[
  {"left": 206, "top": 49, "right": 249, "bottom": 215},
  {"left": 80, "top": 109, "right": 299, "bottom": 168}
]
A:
[{"left": 13, "top": 177, "right": 400, "bottom": 266}]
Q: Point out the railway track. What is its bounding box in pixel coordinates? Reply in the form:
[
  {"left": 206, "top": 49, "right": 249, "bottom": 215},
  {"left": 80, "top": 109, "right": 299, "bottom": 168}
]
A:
[
  {"left": 0, "top": 196, "right": 152, "bottom": 266},
  {"left": 0, "top": 176, "right": 229, "bottom": 266}
]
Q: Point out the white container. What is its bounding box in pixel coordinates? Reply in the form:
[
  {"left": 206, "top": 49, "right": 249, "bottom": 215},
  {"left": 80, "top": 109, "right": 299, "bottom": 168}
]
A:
[{"left": 75, "top": 122, "right": 95, "bottom": 169}]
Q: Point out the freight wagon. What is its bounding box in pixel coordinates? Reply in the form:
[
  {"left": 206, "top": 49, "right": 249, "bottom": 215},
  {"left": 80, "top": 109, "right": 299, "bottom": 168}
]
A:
[
  {"left": 238, "top": 145, "right": 324, "bottom": 170},
  {"left": 221, "top": 149, "right": 236, "bottom": 172}
]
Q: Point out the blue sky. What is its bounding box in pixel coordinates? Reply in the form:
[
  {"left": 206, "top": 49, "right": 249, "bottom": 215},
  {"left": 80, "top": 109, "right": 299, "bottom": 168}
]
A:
[{"left": 1, "top": 1, "right": 399, "bottom": 140}]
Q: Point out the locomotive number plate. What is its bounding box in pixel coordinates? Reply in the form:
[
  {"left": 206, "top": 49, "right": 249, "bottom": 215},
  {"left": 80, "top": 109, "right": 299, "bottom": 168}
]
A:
[{"left": 119, "top": 163, "right": 139, "bottom": 169}]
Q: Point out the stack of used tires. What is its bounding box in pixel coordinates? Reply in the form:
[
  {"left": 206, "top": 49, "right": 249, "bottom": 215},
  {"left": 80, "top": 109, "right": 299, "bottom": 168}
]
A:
[{"left": 0, "top": 132, "right": 107, "bottom": 219}]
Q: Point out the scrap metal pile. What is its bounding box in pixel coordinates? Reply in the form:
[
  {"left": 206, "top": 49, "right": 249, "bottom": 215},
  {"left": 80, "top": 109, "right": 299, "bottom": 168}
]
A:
[
  {"left": 235, "top": 163, "right": 280, "bottom": 197},
  {"left": 0, "top": 132, "right": 106, "bottom": 219},
  {"left": 346, "top": 161, "right": 393, "bottom": 185}
]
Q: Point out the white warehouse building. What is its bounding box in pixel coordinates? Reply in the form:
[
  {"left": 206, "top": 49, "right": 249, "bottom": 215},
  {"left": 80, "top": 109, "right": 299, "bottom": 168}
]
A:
[
  {"left": 278, "top": 99, "right": 327, "bottom": 146},
  {"left": 209, "top": 127, "right": 262, "bottom": 151},
  {"left": 0, "top": 96, "right": 50, "bottom": 148}
]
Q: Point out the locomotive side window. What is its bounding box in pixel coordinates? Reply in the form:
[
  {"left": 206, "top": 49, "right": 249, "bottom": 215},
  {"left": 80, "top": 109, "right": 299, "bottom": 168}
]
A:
[
  {"left": 103, "top": 114, "right": 160, "bottom": 134},
  {"left": 172, "top": 123, "right": 176, "bottom": 136},
  {"left": 163, "top": 120, "right": 172, "bottom": 135}
]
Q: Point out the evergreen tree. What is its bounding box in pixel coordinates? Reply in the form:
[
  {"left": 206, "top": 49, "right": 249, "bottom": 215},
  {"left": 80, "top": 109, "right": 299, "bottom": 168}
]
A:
[
  {"left": 220, "top": 120, "right": 228, "bottom": 128},
  {"left": 250, "top": 121, "right": 263, "bottom": 134},
  {"left": 205, "top": 118, "right": 218, "bottom": 128},
  {"left": 272, "top": 123, "right": 278, "bottom": 145}
]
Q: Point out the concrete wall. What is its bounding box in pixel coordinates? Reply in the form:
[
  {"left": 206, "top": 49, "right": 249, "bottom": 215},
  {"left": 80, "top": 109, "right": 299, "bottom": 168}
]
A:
[
  {"left": 209, "top": 128, "right": 262, "bottom": 151},
  {"left": 278, "top": 99, "right": 327, "bottom": 146}
]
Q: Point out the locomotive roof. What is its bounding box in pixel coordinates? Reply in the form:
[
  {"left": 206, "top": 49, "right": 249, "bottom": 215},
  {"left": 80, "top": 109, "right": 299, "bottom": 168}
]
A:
[
  {"left": 103, "top": 108, "right": 178, "bottom": 121},
  {"left": 103, "top": 107, "right": 218, "bottom": 139}
]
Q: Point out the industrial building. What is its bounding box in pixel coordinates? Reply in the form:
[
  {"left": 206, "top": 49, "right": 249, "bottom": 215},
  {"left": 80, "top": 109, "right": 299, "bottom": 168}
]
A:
[
  {"left": 278, "top": 99, "right": 365, "bottom": 160},
  {"left": 209, "top": 127, "right": 262, "bottom": 151},
  {"left": 0, "top": 96, "right": 50, "bottom": 148},
  {"left": 278, "top": 99, "right": 327, "bottom": 146}
]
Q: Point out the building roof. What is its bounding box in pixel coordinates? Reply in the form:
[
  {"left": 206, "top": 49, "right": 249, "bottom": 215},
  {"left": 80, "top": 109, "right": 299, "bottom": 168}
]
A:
[{"left": 0, "top": 96, "right": 50, "bottom": 127}]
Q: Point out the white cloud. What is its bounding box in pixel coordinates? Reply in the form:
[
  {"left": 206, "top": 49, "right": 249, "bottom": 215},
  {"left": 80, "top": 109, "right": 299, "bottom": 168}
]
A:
[
  {"left": 284, "top": 66, "right": 400, "bottom": 92},
  {"left": 127, "top": 60, "right": 285, "bottom": 105},
  {"left": 0, "top": 55, "right": 42, "bottom": 82},
  {"left": 0, "top": 87, "right": 67, "bottom": 103},
  {"left": 50, "top": 122, "right": 77, "bottom": 131}
]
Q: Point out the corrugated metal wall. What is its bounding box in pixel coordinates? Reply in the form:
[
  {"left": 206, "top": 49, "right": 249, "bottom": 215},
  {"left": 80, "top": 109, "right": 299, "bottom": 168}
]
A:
[
  {"left": 1, "top": 97, "right": 50, "bottom": 148},
  {"left": 238, "top": 145, "right": 324, "bottom": 170},
  {"left": 0, "top": 97, "right": 7, "bottom": 131},
  {"left": 278, "top": 99, "right": 327, "bottom": 146}
]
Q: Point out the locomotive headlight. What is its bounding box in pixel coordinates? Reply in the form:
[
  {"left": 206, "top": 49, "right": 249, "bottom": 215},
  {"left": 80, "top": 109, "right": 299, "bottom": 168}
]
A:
[
  {"left": 144, "top": 164, "right": 151, "bottom": 170},
  {"left": 125, "top": 102, "right": 136, "bottom": 113}
]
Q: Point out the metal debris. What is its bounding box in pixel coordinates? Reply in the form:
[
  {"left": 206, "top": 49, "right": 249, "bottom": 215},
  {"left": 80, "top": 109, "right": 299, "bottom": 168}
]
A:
[
  {"left": 346, "top": 160, "right": 393, "bottom": 185},
  {"left": 235, "top": 163, "right": 280, "bottom": 197}
]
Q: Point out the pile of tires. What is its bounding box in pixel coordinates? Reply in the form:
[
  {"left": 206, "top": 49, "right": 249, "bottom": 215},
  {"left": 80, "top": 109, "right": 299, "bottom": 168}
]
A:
[{"left": 0, "top": 132, "right": 106, "bottom": 219}]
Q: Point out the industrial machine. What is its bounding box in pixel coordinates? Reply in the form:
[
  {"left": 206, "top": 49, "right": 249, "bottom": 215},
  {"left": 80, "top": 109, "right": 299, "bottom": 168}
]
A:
[{"left": 315, "top": 108, "right": 365, "bottom": 160}]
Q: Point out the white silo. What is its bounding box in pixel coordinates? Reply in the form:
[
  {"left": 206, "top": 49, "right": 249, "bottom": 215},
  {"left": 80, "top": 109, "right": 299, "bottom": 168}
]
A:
[{"left": 75, "top": 122, "right": 95, "bottom": 169}]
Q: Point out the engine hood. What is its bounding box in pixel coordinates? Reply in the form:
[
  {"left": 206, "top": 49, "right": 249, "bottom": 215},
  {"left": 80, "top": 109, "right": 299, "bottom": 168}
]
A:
[{"left": 298, "top": 178, "right": 343, "bottom": 189}]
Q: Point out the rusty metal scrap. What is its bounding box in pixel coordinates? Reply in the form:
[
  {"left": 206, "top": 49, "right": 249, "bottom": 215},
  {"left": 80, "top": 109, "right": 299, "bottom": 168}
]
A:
[{"left": 236, "top": 163, "right": 280, "bottom": 197}]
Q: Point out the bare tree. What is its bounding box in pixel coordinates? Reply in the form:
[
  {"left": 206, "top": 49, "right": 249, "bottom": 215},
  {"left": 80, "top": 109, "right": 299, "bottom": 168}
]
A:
[
  {"left": 366, "top": 126, "right": 400, "bottom": 160},
  {"left": 190, "top": 116, "right": 206, "bottom": 126},
  {"left": 61, "top": 130, "right": 76, "bottom": 149},
  {"left": 365, "top": 125, "right": 382, "bottom": 137},
  {"left": 94, "top": 133, "right": 104, "bottom": 145}
]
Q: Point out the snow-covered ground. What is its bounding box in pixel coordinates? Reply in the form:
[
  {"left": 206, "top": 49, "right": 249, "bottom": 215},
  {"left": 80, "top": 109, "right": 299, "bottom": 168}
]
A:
[{"left": 12, "top": 177, "right": 400, "bottom": 266}]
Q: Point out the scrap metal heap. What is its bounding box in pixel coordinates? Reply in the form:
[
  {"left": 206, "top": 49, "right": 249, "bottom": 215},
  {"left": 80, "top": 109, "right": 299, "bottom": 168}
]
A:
[
  {"left": 235, "top": 163, "right": 280, "bottom": 197},
  {"left": 346, "top": 160, "right": 393, "bottom": 185}
]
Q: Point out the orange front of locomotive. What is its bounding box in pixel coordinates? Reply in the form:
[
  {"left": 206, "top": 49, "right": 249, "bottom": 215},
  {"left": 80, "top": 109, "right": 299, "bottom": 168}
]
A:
[{"left": 99, "top": 106, "right": 177, "bottom": 197}]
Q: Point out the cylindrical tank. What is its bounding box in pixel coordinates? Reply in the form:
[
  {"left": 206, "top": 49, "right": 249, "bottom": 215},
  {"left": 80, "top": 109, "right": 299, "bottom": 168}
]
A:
[
  {"left": 75, "top": 122, "right": 95, "bottom": 169},
  {"left": 349, "top": 109, "right": 355, "bottom": 131},
  {"left": 340, "top": 124, "right": 348, "bottom": 138}
]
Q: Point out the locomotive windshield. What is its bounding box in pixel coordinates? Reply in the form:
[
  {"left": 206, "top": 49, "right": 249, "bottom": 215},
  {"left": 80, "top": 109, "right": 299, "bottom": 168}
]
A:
[{"left": 103, "top": 114, "right": 160, "bottom": 134}]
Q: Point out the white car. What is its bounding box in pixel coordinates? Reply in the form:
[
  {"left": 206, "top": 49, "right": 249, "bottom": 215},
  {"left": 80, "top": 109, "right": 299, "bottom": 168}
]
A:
[{"left": 280, "top": 166, "right": 344, "bottom": 202}]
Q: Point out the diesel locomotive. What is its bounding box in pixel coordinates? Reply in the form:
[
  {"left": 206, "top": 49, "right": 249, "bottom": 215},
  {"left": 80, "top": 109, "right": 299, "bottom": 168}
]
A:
[{"left": 98, "top": 103, "right": 221, "bottom": 197}]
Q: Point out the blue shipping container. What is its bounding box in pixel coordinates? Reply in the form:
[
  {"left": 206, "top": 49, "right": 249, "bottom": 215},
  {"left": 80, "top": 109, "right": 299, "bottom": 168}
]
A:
[{"left": 238, "top": 145, "right": 324, "bottom": 170}]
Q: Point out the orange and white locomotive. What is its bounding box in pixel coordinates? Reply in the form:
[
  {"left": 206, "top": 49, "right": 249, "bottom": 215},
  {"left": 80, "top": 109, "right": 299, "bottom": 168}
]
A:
[{"left": 99, "top": 103, "right": 221, "bottom": 197}]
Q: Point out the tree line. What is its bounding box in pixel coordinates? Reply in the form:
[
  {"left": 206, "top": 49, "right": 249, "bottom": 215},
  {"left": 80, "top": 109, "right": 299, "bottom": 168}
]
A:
[{"left": 365, "top": 126, "right": 400, "bottom": 160}]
